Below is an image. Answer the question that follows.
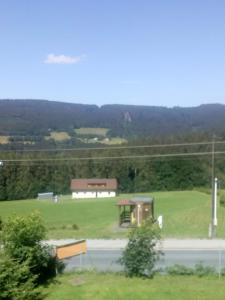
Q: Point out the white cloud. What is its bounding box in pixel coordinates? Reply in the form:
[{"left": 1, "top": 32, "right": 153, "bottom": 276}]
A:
[{"left": 44, "top": 53, "right": 85, "bottom": 64}]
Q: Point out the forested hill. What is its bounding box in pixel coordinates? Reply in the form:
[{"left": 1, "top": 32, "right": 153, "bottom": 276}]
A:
[
  {"left": 1, "top": 99, "right": 225, "bottom": 138},
  {"left": 1, "top": 99, "right": 225, "bottom": 200}
]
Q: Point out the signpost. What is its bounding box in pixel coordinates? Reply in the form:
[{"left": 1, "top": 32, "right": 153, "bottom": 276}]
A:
[{"left": 55, "top": 240, "right": 87, "bottom": 260}]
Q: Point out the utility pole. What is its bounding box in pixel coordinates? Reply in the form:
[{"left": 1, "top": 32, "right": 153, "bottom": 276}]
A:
[
  {"left": 213, "top": 178, "right": 218, "bottom": 229},
  {"left": 210, "top": 137, "right": 217, "bottom": 238}
]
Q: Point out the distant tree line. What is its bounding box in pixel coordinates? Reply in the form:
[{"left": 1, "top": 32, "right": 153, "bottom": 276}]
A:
[
  {"left": 1, "top": 100, "right": 225, "bottom": 139},
  {"left": 1, "top": 139, "right": 224, "bottom": 200}
]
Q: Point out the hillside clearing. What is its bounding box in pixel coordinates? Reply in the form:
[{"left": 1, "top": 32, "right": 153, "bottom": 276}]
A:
[
  {"left": 45, "top": 131, "right": 71, "bottom": 141},
  {"left": 100, "top": 137, "right": 127, "bottom": 145},
  {"left": 75, "top": 127, "right": 109, "bottom": 136},
  {"left": 0, "top": 135, "right": 9, "bottom": 144}
]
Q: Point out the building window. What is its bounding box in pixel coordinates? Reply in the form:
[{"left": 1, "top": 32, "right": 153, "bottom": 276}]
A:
[{"left": 88, "top": 183, "right": 106, "bottom": 188}]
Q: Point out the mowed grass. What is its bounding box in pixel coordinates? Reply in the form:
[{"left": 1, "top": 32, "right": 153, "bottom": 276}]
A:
[
  {"left": 100, "top": 137, "right": 127, "bottom": 145},
  {"left": 0, "top": 135, "right": 9, "bottom": 144},
  {"left": 45, "top": 272, "right": 225, "bottom": 300},
  {"left": 1, "top": 190, "right": 225, "bottom": 238},
  {"left": 75, "top": 127, "right": 109, "bottom": 136},
  {"left": 75, "top": 127, "right": 127, "bottom": 144},
  {"left": 45, "top": 131, "right": 71, "bottom": 142},
  {"left": 78, "top": 136, "right": 127, "bottom": 145}
]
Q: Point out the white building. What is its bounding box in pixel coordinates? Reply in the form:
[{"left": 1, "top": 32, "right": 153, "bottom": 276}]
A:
[{"left": 71, "top": 178, "right": 118, "bottom": 199}]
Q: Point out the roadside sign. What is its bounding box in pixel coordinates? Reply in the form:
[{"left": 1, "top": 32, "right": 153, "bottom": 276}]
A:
[{"left": 55, "top": 240, "right": 87, "bottom": 259}]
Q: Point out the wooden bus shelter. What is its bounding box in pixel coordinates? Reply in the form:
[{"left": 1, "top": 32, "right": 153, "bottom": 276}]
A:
[{"left": 117, "top": 196, "right": 154, "bottom": 227}]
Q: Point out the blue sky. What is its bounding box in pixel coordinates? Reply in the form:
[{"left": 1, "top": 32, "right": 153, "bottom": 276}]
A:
[{"left": 0, "top": 0, "right": 225, "bottom": 107}]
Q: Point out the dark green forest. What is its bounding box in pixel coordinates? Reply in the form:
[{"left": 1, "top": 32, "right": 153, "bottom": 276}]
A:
[
  {"left": 1, "top": 99, "right": 225, "bottom": 139},
  {"left": 1, "top": 99, "right": 225, "bottom": 200},
  {"left": 0, "top": 140, "right": 224, "bottom": 200}
]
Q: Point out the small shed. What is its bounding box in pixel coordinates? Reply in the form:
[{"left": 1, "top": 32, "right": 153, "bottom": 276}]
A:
[{"left": 117, "top": 196, "right": 154, "bottom": 227}]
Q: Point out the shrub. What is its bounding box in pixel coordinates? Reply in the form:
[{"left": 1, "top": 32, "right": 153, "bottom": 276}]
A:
[
  {"left": 72, "top": 223, "right": 79, "bottom": 230},
  {"left": 0, "top": 257, "right": 42, "bottom": 300},
  {"left": 0, "top": 216, "right": 3, "bottom": 231},
  {"left": 194, "top": 263, "right": 216, "bottom": 277},
  {"left": 166, "top": 263, "right": 216, "bottom": 277},
  {"left": 2, "top": 212, "right": 62, "bottom": 284},
  {"left": 119, "top": 218, "right": 162, "bottom": 278},
  {"left": 220, "top": 193, "right": 225, "bottom": 207},
  {"left": 166, "top": 264, "right": 194, "bottom": 276}
]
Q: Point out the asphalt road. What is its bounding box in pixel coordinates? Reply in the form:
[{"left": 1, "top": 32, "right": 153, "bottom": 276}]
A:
[
  {"left": 64, "top": 249, "right": 225, "bottom": 272},
  {"left": 45, "top": 239, "right": 225, "bottom": 272},
  {"left": 47, "top": 238, "right": 225, "bottom": 251}
]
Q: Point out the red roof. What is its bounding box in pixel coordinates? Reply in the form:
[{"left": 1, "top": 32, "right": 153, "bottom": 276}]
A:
[
  {"left": 117, "top": 199, "right": 135, "bottom": 206},
  {"left": 70, "top": 178, "right": 118, "bottom": 191}
]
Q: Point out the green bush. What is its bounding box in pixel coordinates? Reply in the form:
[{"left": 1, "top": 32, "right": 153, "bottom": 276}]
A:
[
  {"left": 119, "top": 218, "right": 162, "bottom": 278},
  {"left": 194, "top": 263, "right": 216, "bottom": 277},
  {"left": 166, "top": 264, "right": 194, "bottom": 276},
  {"left": 72, "top": 223, "right": 79, "bottom": 230},
  {"left": 166, "top": 263, "right": 216, "bottom": 277},
  {"left": 2, "top": 212, "right": 63, "bottom": 284},
  {"left": 0, "top": 257, "right": 42, "bottom": 300},
  {"left": 0, "top": 216, "right": 3, "bottom": 231},
  {"left": 220, "top": 193, "right": 225, "bottom": 207}
]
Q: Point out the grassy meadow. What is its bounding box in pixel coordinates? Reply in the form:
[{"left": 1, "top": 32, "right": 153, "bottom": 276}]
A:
[
  {"left": 45, "top": 272, "right": 225, "bottom": 300},
  {"left": 1, "top": 190, "right": 225, "bottom": 239},
  {"left": 0, "top": 135, "right": 9, "bottom": 144},
  {"left": 75, "top": 127, "right": 127, "bottom": 145},
  {"left": 75, "top": 127, "right": 109, "bottom": 136},
  {"left": 100, "top": 137, "right": 127, "bottom": 145},
  {"left": 45, "top": 131, "right": 71, "bottom": 142}
]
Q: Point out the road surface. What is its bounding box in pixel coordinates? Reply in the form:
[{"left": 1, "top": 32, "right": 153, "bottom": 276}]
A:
[
  {"left": 64, "top": 249, "right": 225, "bottom": 272},
  {"left": 46, "top": 239, "right": 225, "bottom": 272}
]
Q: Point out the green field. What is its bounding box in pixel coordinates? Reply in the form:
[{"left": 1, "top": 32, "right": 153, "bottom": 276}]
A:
[
  {"left": 75, "top": 127, "right": 109, "bottom": 136},
  {"left": 45, "top": 272, "right": 225, "bottom": 300},
  {"left": 45, "top": 131, "right": 71, "bottom": 142},
  {"left": 0, "top": 135, "right": 9, "bottom": 144},
  {"left": 75, "top": 127, "right": 128, "bottom": 144},
  {"left": 78, "top": 136, "right": 127, "bottom": 145},
  {"left": 1, "top": 190, "right": 225, "bottom": 239},
  {"left": 100, "top": 137, "right": 127, "bottom": 145}
]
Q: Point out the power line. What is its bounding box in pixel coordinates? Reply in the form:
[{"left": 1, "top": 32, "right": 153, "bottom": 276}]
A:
[
  {"left": 1, "top": 140, "right": 225, "bottom": 153},
  {"left": 1, "top": 150, "right": 225, "bottom": 163},
  {"left": 5, "top": 154, "right": 223, "bottom": 167}
]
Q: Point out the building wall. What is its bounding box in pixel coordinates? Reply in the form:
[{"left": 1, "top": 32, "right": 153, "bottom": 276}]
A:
[
  {"left": 97, "top": 191, "right": 116, "bottom": 198},
  {"left": 72, "top": 191, "right": 96, "bottom": 199},
  {"left": 72, "top": 191, "right": 116, "bottom": 199}
]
